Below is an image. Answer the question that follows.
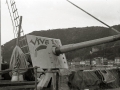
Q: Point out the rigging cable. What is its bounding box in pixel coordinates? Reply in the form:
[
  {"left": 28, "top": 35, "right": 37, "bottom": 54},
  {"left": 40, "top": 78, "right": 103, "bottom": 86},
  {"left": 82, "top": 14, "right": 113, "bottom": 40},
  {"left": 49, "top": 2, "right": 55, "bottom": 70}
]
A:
[
  {"left": 6, "top": 0, "right": 24, "bottom": 38},
  {"left": 66, "top": 0, "right": 120, "bottom": 34},
  {"left": 6, "top": 0, "right": 15, "bottom": 38}
]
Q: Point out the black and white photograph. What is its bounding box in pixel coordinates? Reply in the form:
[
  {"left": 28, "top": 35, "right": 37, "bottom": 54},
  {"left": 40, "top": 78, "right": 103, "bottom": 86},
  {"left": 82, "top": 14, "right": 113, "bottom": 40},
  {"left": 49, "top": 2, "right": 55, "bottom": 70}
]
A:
[{"left": 1, "top": 0, "right": 120, "bottom": 90}]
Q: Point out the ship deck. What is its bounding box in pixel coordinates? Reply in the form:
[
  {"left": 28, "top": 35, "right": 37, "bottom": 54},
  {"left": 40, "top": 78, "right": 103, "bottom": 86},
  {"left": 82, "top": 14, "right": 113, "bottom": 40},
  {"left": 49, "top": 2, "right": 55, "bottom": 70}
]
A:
[{"left": 0, "top": 80, "right": 37, "bottom": 89}]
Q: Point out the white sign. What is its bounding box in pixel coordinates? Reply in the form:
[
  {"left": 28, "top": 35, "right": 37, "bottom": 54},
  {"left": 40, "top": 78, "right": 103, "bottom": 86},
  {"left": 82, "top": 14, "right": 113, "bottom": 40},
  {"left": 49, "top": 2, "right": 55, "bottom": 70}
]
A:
[{"left": 26, "top": 35, "right": 68, "bottom": 69}]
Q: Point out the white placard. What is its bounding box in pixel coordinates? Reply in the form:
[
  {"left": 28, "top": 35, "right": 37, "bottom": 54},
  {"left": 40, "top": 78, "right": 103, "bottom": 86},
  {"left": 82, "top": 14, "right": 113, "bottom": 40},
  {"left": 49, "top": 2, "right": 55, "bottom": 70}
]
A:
[{"left": 26, "top": 35, "right": 68, "bottom": 69}]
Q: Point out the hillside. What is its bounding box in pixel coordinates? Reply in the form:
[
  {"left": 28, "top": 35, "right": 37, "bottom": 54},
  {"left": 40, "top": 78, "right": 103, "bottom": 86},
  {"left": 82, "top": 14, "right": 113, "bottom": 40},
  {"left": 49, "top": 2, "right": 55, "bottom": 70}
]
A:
[{"left": 2, "top": 25, "right": 120, "bottom": 63}]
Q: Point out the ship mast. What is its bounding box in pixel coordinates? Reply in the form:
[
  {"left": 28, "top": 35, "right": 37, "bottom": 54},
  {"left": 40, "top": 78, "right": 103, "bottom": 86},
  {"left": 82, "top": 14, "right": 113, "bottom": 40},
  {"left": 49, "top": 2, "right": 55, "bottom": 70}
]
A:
[
  {"left": 0, "top": 0, "right": 2, "bottom": 76},
  {"left": 0, "top": 30, "right": 1, "bottom": 78}
]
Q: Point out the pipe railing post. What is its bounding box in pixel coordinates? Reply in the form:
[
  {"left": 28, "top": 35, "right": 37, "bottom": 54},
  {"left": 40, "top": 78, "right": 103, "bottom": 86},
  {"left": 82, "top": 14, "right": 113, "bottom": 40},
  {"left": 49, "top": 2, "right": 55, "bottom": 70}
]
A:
[
  {"left": 34, "top": 66, "right": 38, "bottom": 90},
  {"left": 17, "top": 68, "right": 19, "bottom": 81},
  {"left": 56, "top": 71, "right": 60, "bottom": 90}
]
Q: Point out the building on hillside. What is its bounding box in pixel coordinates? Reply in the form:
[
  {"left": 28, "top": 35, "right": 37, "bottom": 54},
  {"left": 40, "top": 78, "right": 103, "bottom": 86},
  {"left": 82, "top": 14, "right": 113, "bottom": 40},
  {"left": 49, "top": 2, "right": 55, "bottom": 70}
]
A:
[
  {"left": 91, "top": 60, "right": 96, "bottom": 66},
  {"left": 80, "top": 61, "right": 85, "bottom": 65},
  {"left": 94, "top": 57, "right": 103, "bottom": 65},
  {"left": 90, "top": 46, "right": 99, "bottom": 54},
  {"left": 85, "top": 60, "right": 90, "bottom": 65},
  {"left": 114, "top": 57, "right": 120, "bottom": 65},
  {"left": 103, "top": 58, "right": 108, "bottom": 65},
  {"left": 108, "top": 60, "right": 114, "bottom": 65}
]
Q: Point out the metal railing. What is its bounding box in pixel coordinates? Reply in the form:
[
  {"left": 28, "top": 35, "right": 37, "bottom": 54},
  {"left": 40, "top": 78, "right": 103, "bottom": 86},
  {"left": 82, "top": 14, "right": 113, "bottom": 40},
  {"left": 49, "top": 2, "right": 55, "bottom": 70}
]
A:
[{"left": 0, "top": 66, "right": 59, "bottom": 90}]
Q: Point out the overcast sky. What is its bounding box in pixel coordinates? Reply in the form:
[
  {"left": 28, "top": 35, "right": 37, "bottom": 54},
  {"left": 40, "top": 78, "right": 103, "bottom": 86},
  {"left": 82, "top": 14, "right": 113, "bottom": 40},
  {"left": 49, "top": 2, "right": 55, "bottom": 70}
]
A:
[{"left": 1, "top": 0, "right": 120, "bottom": 45}]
